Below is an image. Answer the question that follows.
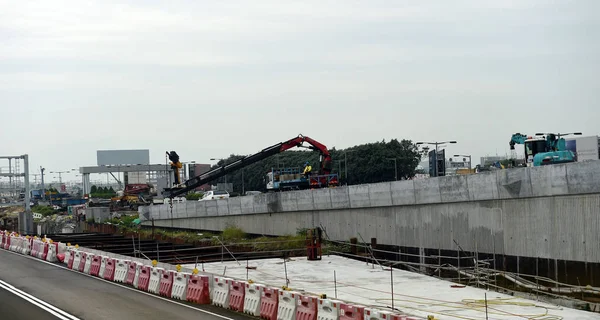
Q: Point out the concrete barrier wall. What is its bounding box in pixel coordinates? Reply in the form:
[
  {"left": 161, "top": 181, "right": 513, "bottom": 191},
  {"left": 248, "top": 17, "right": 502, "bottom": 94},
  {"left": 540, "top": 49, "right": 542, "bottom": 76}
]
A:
[
  {"left": 149, "top": 193, "right": 600, "bottom": 264},
  {"left": 148, "top": 161, "right": 600, "bottom": 220}
]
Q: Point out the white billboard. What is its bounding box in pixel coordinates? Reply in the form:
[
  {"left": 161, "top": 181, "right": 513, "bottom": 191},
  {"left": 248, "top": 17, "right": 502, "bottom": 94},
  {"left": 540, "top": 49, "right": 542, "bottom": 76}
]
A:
[
  {"left": 565, "top": 136, "right": 599, "bottom": 162},
  {"left": 96, "top": 149, "right": 150, "bottom": 166}
]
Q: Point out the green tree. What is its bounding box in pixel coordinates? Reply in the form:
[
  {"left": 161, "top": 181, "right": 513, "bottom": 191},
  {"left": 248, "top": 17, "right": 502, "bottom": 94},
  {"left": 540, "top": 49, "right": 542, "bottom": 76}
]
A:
[
  {"left": 90, "top": 185, "right": 98, "bottom": 193},
  {"left": 109, "top": 186, "right": 115, "bottom": 194}
]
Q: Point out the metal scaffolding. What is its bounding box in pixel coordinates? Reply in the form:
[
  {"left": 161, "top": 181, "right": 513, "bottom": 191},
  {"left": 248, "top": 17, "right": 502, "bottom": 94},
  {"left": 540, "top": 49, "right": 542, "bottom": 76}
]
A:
[{"left": 0, "top": 155, "right": 32, "bottom": 234}]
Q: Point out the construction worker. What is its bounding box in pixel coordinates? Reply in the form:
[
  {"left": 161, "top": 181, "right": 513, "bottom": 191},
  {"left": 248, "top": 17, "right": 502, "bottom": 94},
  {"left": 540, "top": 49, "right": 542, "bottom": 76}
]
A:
[{"left": 302, "top": 161, "right": 312, "bottom": 178}]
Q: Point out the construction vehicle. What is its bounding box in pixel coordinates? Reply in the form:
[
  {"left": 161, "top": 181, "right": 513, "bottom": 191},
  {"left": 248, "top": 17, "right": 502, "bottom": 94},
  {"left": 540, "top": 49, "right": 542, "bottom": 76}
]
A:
[
  {"left": 167, "top": 151, "right": 182, "bottom": 186},
  {"left": 509, "top": 132, "right": 580, "bottom": 167},
  {"left": 110, "top": 183, "right": 154, "bottom": 211},
  {"left": 164, "top": 134, "right": 339, "bottom": 199}
]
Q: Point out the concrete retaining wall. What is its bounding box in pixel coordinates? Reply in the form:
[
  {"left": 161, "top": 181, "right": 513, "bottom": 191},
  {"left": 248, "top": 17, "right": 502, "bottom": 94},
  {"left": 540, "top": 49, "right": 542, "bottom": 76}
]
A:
[{"left": 143, "top": 161, "right": 600, "bottom": 263}]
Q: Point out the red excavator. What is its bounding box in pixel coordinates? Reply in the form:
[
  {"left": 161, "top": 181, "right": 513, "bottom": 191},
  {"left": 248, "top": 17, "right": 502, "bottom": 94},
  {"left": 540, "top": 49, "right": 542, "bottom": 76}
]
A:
[{"left": 164, "top": 134, "right": 339, "bottom": 198}]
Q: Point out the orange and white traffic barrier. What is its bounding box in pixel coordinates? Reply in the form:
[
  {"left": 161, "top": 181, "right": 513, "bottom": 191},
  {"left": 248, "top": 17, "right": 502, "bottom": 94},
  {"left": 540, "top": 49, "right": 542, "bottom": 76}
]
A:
[
  {"left": 114, "top": 259, "right": 129, "bottom": 283},
  {"left": 186, "top": 275, "right": 211, "bottom": 304},
  {"left": 148, "top": 267, "right": 163, "bottom": 294},
  {"left": 278, "top": 290, "right": 300, "bottom": 320},
  {"left": 212, "top": 277, "right": 231, "bottom": 308},
  {"left": 297, "top": 294, "right": 318, "bottom": 320},
  {"left": 260, "top": 286, "right": 279, "bottom": 320},
  {"left": 243, "top": 282, "right": 263, "bottom": 316},
  {"left": 158, "top": 269, "right": 174, "bottom": 297},
  {"left": 340, "top": 303, "right": 366, "bottom": 320},
  {"left": 90, "top": 255, "right": 102, "bottom": 277},
  {"left": 136, "top": 265, "right": 152, "bottom": 291},
  {"left": 318, "top": 299, "right": 342, "bottom": 320},
  {"left": 171, "top": 272, "right": 189, "bottom": 300},
  {"left": 103, "top": 258, "right": 117, "bottom": 281},
  {"left": 364, "top": 308, "right": 393, "bottom": 320}
]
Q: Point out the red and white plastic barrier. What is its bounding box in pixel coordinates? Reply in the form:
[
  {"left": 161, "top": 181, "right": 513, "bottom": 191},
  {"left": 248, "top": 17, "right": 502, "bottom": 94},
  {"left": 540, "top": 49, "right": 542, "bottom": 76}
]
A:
[
  {"left": 364, "top": 308, "right": 393, "bottom": 320},
  {"left": 391, "top": 315, "right": 419, "bottom": 320},
  {"left": 125, "top": 261, "right": 138, "bottom": 285},
  {"left": 186, "top": 275, "right": 210, "bottom": 304},
  {"left": 90, "top": 255, "right": 102, "bottom": 277},
  {"left": 297, "top": 295, "right": 318, "bottom": 320},
  {"left": 260, "top": 286, "right": 279, "bottom": 320},
  {"left": 158, "top": 269, "right": 174, "bottom": 298},
  {"left": 114, "top": 259, "right": 129, "bottom": 283},
  {"left": 148, "top": 267, "right": 163, "bottom": 294},
  {"left": 318, "top": 299, "right": 342, "bottom": 320},
  {"left": 99, "top": 256, "right": 108, "bottom": 278},
  {"left": 78, "top": 252, "right": 88, "bottom": 272},
  {"left": 171, "top": 272, "right": 189, "bottom": 300},
  {"left": 46, "top": 242, "right": 58, "bottom": 262},
  {"left": 243, "top": 282, "right": 263, "bottom": 316},
  {"left": 71, "top": 251, "right": 82, "bottom": 270},
  {"left": 135, "top": 265, "right": 151, "bottom": 291},
  {"left": 340, "top": 304, "right": 366, "bottom": 320},
  {"left": 83, "top": 253, "right": 93, "bottom": 274},
  {"left": 229, "top": 280, "right": 246, "bottom": 312},
  {"left": 103, "top": 258, "right": 116, "bottom": 281},
  {"left": 278, "top": 291, "right": 300, "bottom": 320},
  {"left": 212, "top": 277, "right": 231, "bottom": 308}
]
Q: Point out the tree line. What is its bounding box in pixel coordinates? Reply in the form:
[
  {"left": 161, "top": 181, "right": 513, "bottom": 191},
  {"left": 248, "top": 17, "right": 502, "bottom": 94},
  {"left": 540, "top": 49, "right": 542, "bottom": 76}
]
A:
[{"left": 208, "top": 139, "right": 421, "bottom": 194}]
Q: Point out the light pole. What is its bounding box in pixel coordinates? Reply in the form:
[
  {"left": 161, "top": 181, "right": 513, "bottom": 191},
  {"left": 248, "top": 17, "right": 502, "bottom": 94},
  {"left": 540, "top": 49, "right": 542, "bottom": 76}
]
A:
[
  {"left": 387, "top": 158, "right": 398, "bottom": 180},
  {"left": 416, "top": 141, "right": 457, "bottom": 177},
  {"left": 454, "top": 154, "right": 472, "bottom": 170}
]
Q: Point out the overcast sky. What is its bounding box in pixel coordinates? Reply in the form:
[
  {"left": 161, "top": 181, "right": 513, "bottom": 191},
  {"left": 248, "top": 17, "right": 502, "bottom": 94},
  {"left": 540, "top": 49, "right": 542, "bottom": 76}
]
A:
[{"left": 1, "top": 0, "right": 598, "bottom": 182}]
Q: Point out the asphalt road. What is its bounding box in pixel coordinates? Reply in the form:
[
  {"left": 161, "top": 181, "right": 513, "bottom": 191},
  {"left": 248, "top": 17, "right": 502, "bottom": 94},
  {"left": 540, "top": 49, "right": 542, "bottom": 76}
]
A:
[{"left": 0, "top": 249, "right": 252, "bottom": 320}]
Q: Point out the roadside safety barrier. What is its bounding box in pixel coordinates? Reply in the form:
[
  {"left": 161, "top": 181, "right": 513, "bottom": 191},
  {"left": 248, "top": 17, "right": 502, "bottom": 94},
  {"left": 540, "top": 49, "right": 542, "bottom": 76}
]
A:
[
  {"left": 0, "top": 233, "right": 425, "bottom": 320},
  {"left": 260, "top": 286, "right": 279, "bottom": 320},
  {"left": 90, "top": 255, "right": 102, "bottom": 277},
  {"left": 278, "top": 290, "right": 300, "bottom": 320},
  {"left": 297, "top": 294, "right": 318, "bottom": 320},
  {"left": 148, "top": 267, "right": 163, "bottom": 294},
  {"left": 243, "top": 282, "right": 262, "bottom": 316},
  {"left": 186, "top": 275, "right": 210, "bottom": 304},
  {"left": 158, "top": 269, "right": 174, "bottom": 298},
  {"left": 229, "top": 280, "right": 246, "bottom": 312},
  {"left": 318, "top": 299, "right": 342, "bottom": 320},
  {"left": 340, "top": 303, "right": 366, "bottom": 320},
  {"left": 213, "top": 277, "right": 231, "bottom": 308}
]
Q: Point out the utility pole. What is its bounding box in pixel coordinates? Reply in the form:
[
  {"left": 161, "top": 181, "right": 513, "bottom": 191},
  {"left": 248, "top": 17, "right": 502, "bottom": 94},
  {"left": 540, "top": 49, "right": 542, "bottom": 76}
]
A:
[{"left": 40, "top": 166, "right": 46, "bottom": 200}]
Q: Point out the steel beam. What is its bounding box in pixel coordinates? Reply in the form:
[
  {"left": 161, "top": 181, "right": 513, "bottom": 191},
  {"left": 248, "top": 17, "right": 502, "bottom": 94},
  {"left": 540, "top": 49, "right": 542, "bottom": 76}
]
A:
[{"left": 79, "top": 164, "right": 171, "bottom": 174}]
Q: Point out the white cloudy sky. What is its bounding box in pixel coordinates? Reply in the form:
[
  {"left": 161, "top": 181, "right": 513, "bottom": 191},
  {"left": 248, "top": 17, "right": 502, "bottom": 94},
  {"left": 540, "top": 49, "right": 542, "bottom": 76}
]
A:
[{"left": 1, "top": 0, "right": 598, "bottom": 182}]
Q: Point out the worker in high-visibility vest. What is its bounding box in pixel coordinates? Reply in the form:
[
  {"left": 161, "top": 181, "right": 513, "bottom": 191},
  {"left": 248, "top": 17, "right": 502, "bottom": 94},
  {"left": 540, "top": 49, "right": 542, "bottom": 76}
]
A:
[{"left": 302, "top": 161, "right": 312, "bottom": 178}]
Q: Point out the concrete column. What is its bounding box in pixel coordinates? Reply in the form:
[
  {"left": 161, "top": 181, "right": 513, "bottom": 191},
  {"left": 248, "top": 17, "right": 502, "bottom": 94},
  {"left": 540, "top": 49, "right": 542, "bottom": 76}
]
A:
[{"left": 82, "top": 173, "right": 91, "bottom": 195}]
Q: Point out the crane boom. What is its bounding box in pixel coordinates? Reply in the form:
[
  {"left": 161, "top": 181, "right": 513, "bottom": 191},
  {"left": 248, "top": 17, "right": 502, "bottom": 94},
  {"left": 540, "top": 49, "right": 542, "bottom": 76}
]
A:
[{"left": 164, "top": 134, "right": 333, "bottom": 198}]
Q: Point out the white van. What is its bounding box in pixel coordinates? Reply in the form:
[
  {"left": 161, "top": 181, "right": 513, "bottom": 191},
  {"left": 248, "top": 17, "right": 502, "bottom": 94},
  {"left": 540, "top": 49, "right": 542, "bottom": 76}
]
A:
[{"left": 199, "top": 190, "right": 230, "bottom": 201}]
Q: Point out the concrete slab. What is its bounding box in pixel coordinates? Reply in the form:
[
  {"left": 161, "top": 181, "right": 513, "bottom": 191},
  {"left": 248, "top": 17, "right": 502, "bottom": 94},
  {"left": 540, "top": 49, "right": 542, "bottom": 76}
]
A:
[
  {"left": 312, "top": 188, "right": 332, "bottom": 210},
  {"left": 329, "top": 187, "right": 350, "bottom": 209},
  {"left": 216, "top": 199, "right": 229, "bottom": 215},
  {"left": 368, "top": 182, "right": 392, "bottom": 207},
  {"left": 467, "top": 172, "right": 499, "bottom": 201},
  {"left": 530, "top": 164, "right": 569, "bottom": 197},
  {"left": 184, "top": 256, "right": 598, "bottom": 320},
  {"left": 265, "top": 192, "right": 282, "bottom": 213},
  {"left": 566, "top": 160, "right": 600, "bottom": 194},
  {"left": 495, "top": 167, "right": 533, "bottom": 199},
  {"left": 205, "top": 200, "right": 218, "bottom": 216},
  {"left": 240, "top": 196, "right": 254, "bottom": 214},
  {"left": 390, "top": 180, "right": 415, "bottom": 206},
  {"left": 194, "top": 200, "right": 207, "bottom": 217},
  {"left": 413, "top": 178, "right": 441, "bottom": 204},
  {"left": 185, "top": 201, "right": 196, "bottom": 218},
  {"left": 348, "top": 184, "right": 370, "bottom": 208},
  {"left": 295, "top": 190, "right": 315, "bottom": 211},
  {"left": 253, "top": 194, "right": 268, "bottom": 213},
  {"left": 439, "top": 175, "right": 470, "bottom": 203},
  {"left": 280, "top": 191, "right": 299, "bottom": 212},
  {"left": 228, "top": 197, "right": 242, "bottom": 216}
]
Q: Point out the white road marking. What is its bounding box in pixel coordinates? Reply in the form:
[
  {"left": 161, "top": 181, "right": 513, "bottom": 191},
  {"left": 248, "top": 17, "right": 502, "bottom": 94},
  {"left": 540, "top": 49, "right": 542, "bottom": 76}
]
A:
[
  {"left": 0, "top": 249, "right": 236, "bottom": 320},
  {"left": 0, "top": 279, "right": 81, "bottom": 320}
]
